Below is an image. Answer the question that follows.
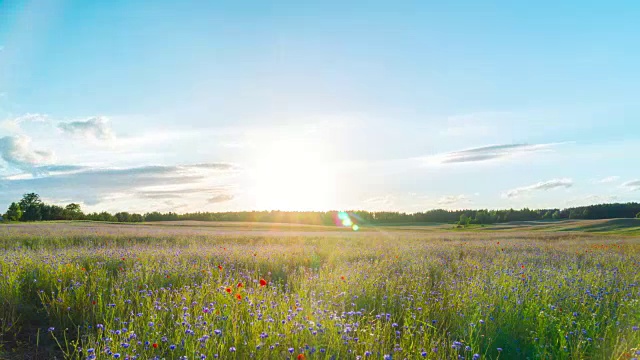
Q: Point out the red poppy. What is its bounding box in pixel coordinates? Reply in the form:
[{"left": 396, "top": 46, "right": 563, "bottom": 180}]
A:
[
  {"left": 297, "top": 354, "right": 305, "bottom": 360},
  {"left": 92, "top": 300, "right": 96, "bottom": 305},
  {"left": 122, "top": 257, "right": 125, "bottom": 261},
  {"left": 218, "top": 265, "right": 223, "bottom": 271},
  {"left": 152, "top": 343, "right": 158, "bottom": 349},
  {"left": 225, "top": 287, "right": 232, "bottom": 293},
  {"left": 166, "top": 275, "right": 170, "bottom": 278},
  {"left": 521, "top": 265, "right": 525, "bottom": 269},
  {"left": 497, "top": 242, "right": 500, "bottom": 245},
  {"left": 82, "top": 267, "right": 86, "bottom": 271},
  {"left": 340, "top": 276, "right": 345, "bottom": 280},
  {"left": 237, "top": 282, "right": 243, "bottom": 288},
  {"left": 236, "top": 293, "right": 242, "bottom": 300},
  {"left": 259, "top": 278, "right": 267, "bottom": 287}
]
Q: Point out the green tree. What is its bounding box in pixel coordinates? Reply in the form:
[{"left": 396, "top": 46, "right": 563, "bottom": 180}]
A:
[
  {"left": 458, "top": 214, "right": 471, "bottom": 227},
  {"left": 64, "top": 203, "right": 84, "bottom": 220},
  {"left": 19, "top": 193, "right": 43, "bottom": 221},
  {"left": 636, "top": 212, "right": 640, "bottom": 219},
  {"left": 6, "top": 202, "right": 22, "bottom": 221},
  {"left": 551, "top": 210, "right": 561, "bottom": 220}
]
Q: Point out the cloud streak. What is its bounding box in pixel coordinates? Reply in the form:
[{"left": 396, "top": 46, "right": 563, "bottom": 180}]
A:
[
  {"left": 437, "top": 194, "right": 470, "bottom": 206},
  {"left": 505, "top": 178, "right": 573, "bottom": 198},
  {"left": 426, "top": 143, "right": 559, "bottom": 164},
  {"left": 622, "top": 180, "right": 640, "bottom": 191},
  {"left": 0, "top": 163, "right": 235, "bottom": 208},
  {"left": 58, "top": 116, "right": 115, "bottom": 140}
]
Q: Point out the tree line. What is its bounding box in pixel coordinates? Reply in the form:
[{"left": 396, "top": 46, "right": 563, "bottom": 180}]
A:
[{"left": 2, "top": 193, "right": 640, "bottom": 225}]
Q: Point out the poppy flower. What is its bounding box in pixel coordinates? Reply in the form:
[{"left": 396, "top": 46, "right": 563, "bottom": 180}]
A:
[
  {"left": 259, "top": 278, "right": 267, "bottom": 287},
  {"left": 225, "top": 287, "right": 232, "bottom": 293},
  {"left": 92, "top": 300, "right": 96, "bottom": 305},
  {"left": 218, "top": 265, "right": 223, "bottom": 271},
  {"left": 340, "top": 276, "right": 345, "bottom": 280},
  {"left": 236, "top": 293, "right": 242, "bottom": 300},
  {"left": 152, "top": 343, "right": 158, "bottom": 349},
  {"left": 297, "top": 354, "right": 306, "bottom": 360},
  {"left": 237, "top": 282, "right": 243, "bottom": 288}
]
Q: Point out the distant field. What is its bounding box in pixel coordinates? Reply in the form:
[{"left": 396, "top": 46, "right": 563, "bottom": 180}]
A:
[{"left": 0, "top": 221, "right": 638, "bottom": 359}]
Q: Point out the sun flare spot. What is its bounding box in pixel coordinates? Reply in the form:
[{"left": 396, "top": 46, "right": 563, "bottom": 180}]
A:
[{"left": 250, "top": 140, "right": 337, "bottom": 211}]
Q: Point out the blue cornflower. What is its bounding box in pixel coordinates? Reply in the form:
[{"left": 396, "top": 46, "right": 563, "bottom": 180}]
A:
[{"left": 229, "top": 347, "right": 236, "bottom": 352}]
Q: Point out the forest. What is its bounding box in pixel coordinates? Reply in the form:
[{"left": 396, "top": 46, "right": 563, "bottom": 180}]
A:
[{"left": 3, "top": 193, "right": 640, "bottom": 226}]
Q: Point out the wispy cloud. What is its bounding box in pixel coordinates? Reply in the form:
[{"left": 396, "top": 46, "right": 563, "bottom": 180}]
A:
[
  {"left": 437, "top": 194, "right": 470, "bottom": 205},
  {"left": 504, "top": 178, "right": 573, "bottom": 199},
  {"left": 621, "top": 180, "right": 640, "bottom": 191},
  {"left": 208, "top": 194, "right": 235, "bottom": 203},
  {"left": 0, "top": 113, "right": 49, "bottom": 133},
  {"left": 424, "top": 143, "right": 560, "bottom": 165},
  {"left": 58, "top": 116, "right": 115, "bottom": 141},
  {"left": 594, "top": 176, "right": 619, "bottom": 184},
  {"left": 0, "top": 163, "right": 235, "bottom": 209},
  {"left": 0, "top": 135, "right": 54, "bottom": 171}
]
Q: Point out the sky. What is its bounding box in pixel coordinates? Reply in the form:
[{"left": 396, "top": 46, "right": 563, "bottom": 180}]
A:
[{"left": 1, "top": 0, "right": 639, "bottom": 214}]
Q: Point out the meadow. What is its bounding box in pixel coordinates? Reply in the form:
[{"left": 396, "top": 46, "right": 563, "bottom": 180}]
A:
[{"left": 0, "top": 221, "right": 638, "bottom": 359}]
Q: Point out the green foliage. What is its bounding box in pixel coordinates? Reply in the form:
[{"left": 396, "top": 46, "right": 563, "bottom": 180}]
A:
[
  {"left": 19, "top": 192, "right": 43, "bottom": 221},
  {"left": 6, "top": 202, "right": 22, "bottom": 221},
  {"left": 637, "top": 212, "right": 640, "bottom": 219}
]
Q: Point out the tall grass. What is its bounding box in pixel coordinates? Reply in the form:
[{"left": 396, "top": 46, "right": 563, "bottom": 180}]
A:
[{"left": 0, "top": 223, "right": 638, "bottom": 359}]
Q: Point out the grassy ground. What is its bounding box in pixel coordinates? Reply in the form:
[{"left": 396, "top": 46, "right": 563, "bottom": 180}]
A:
[{"left": 0, "top": 221, "right": 638, "bottom": 359}]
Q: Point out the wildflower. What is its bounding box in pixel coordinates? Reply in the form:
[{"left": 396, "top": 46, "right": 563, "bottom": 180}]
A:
[
  {"left": 289, "top": 348, "right": 295, "bottom": 354},
  {"left": 297, "top": 354, "right": 306, "bottom": 360},
  {"left": 236, "top": 293, "right": 242, "bottom": 300},
  {"left": 229, "top": 347, "right": 236, "bottom": 352},
  {"left": 113, "top": 354, "right": 120, "bottom": 359},
  {"left": 225, "top": 287, "right": 232, "bottom": 293},
  {"left": 170, "top": 345, "right": 176, "bottom": 350},
  {"left": 473, "top": 355, "right": 480, "bottom": 360},
  {"left": 497, "top": 348, "right": 503, "bottom": 352},
  {"left": 214, "top": 329, "right": 222, "bottom": 336},
  {"left": 218, "top": 265, "right": 223, "bottom": 271},
  {"left": 260, "top": 278, "right": 267, "bottom": 287},
  {"left": 421, "top": 351, "right": 427, "bottom": 357},
  {"left": 47, "top": 327, "right": 55, "bottom": 332},
  {"left": 237, "top": 282, "right": 243, "bottom": 288},
  {"left": 153, "top": 343, "right": 158, "bottom": 348}
]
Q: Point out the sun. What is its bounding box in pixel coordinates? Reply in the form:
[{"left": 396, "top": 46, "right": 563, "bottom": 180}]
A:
[{"left": 250, "top": 140, "right": 337, "bottom": 211}]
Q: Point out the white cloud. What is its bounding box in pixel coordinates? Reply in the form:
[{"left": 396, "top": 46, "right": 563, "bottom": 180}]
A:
[
  {"left": 58, "top": 116, "right": 115, "bottom": 141},
  {"left": 594, "top": 176, "right": 619, "bottom": 184},
  {"left": 504, "top": 178, "right": 573, "bottom": 199},
  {"left": 621, "top": 180, "right": 640, "bottom": 191},
  {"left": 0, "top": 135, "right": 54, "bottom": 171}
]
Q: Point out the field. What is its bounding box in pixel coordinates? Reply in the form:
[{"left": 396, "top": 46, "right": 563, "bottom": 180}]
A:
[{"left": 0, "top": 221, "right": 639, "bottom": 360}]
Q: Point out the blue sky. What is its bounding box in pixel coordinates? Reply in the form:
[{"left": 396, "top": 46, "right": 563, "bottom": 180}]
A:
[{"left": 1, "top": 0, "right": 639, "bottom": 213}]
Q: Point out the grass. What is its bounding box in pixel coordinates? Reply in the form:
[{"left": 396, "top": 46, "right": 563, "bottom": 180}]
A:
[{"left": 0, "top": 221, "right": 638, "bottom": 359}]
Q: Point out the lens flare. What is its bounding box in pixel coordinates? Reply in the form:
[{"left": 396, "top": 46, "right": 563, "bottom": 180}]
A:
[{"left": 335, "top": 211, "right": 359, "bottom": 230}]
